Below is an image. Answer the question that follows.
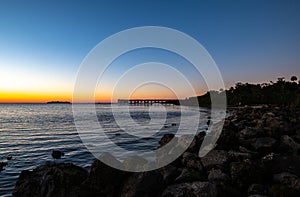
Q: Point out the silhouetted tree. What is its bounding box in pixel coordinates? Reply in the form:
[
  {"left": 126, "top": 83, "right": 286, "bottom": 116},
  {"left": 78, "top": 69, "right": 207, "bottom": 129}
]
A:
[
  {"left": 183, "top": 76, "right": 300, "bottom": 107},
  {"left": 291, "top": 76, "right": 297, "bottom": 82}
]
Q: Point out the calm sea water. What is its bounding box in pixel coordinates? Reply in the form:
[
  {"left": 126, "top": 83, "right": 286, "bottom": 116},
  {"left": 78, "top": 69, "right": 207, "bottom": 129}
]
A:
[{"left": 0, "top": 104, "right": 210, "bottom": 196}]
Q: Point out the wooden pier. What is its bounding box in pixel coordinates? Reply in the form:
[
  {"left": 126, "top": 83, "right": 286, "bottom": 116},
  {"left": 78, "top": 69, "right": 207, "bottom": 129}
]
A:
[{"left": 118, "top": 99, "right": 180, "bottom": 105}]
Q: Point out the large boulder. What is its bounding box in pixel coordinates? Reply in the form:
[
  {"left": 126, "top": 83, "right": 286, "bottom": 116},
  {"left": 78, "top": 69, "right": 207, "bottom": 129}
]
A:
[
  {"left": 207, "top": 169, "right": 229, "bottom": 185},
  {"left": 230, "top": 160, "right": 266, "bottom": 190},
  {"left": 120, "top": 171, "right": 165, "bottom": 197},
  {"left": 250, "top": 137, "right": 277, "bottom": 153},
  {"left": 273, "top": 172, "right": 300, "bottom": 190},
  {"left": 162, "top": 181, "right": 217, "bottom": 197},
  {"left": 269, "top": 172, "right": 300, "bottom": 196},
  {"left": 200, "top": 150, "right": 229, "bottom": 170},
  {"left": 277, "top": 135, "right": 300, "bottom": 155},
  {"left": 80, "top": 153, "right": 129, "bottom": 196},
  {"left": 215, "top": 122, "right": 239, "bottom": 150},
  {"left": 174, "top": 168, "right": 206, "bottom": 183},
  {"left": 239, "top": 127, "right": 264, "bottom": 139},
  {"left": 13, "top": 163, "right": 88, "bottom": 197},
  {"left": 247, "top": 184, "right": 268, "bottom": 196},
  {"left": 182, "top": 152, "right": 204, "bottom": 171}
]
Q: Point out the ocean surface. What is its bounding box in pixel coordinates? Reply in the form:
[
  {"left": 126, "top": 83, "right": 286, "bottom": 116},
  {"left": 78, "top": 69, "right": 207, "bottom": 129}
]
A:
[{"left": 0, "top": 104, "right": 211, "bottom": 196}]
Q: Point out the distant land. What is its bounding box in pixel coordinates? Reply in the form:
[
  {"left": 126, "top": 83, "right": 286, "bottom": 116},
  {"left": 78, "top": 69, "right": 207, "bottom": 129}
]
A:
[{"left": 46, "top": 101, "right": 71, "bottom": 104}]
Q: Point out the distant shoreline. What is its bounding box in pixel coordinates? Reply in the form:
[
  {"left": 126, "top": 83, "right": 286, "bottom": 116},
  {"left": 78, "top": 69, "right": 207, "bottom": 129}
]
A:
[{"left": 46, "top": 101, "right": 71, "bottom": 104}]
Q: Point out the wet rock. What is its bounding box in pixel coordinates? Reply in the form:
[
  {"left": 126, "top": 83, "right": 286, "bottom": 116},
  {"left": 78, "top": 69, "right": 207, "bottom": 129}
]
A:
[
  {"left": 201, "top": 150, "right": 228, "bottom": 170},
  {"left": 162, "top": 181, "right": 217, "bottom": 197},
  {"left": 0, "top": 161, "right": 8, "bottom": 172},
  {"left": 177, "top": 135, "right": 195, "bottom": 150},
  {"left": 51, "top": 150, "right": 64, "bottom": 159},
  {"left": 7, "top": 155, "right": 12, "bottom": 160},
  {"left": 13, "top": 163, "right": 88, "bottom": 197},
  {"left": 159, "top": 134, "right": 175, "bottom": 146},
  {"left": 247, "top": 184, "right": 268, "bottom": 195}
]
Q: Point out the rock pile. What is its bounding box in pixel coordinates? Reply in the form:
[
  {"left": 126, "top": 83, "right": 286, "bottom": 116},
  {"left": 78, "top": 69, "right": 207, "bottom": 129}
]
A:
[{"left": 13, "top": 106, "right": 300, "bottom": 196}]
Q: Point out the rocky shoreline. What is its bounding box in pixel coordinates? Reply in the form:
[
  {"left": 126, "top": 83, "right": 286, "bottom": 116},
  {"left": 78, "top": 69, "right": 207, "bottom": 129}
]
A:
[{"left": 13, "top": 106, "right": 300, "bottom": 197}]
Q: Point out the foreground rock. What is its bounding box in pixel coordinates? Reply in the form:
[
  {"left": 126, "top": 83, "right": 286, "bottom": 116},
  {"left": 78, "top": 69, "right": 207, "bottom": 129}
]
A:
[
  {"left": 162, "top": 181, "right": 217, "bottom": 197},
  {"left": 13, "top": 106, "right": 300, "bottom": 196},
  {"left": 13, "top": 163, "right": 88, "bottom": 197}
]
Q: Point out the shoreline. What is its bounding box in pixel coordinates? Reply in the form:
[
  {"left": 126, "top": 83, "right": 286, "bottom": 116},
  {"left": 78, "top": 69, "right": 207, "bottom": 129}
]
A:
[{"left": 12, "top": 106, "right": 300, "bottom": 196}]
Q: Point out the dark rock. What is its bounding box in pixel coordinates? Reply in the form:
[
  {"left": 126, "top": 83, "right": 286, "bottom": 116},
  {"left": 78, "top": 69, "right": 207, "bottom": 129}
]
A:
[
  {"left": 228, "top": 150, "right": 253, "bottom": 161},
  {"left": 230, "top": 160, "right": 265, "bottom": 190},
  {"left": 182, "top": 152, "right": 204, "bottom": 171},
  {"left": 265, "top": 155, "right": 300, "bottom": 176},
  {"left": 174, "top": 168, "right": 205, "bottom": 183},
  {"left": 207, "top": 169, "right": 229, "bottom": 185},
  {"left": 239, "top": 127, "right": 263, "bottom": 139},
  {"left": 159, "top": 165, "right": 181, "bottom": 184},
  {"left": 207, "top": 120, "right": 211, "bottom": 125},
  {"left": 0, "top": 161, "right": 8, "bottom": 172},
  {"left": 80, "top": 154, "right": 128, "bottom": 196},
  {"left": 120, "top": 171, "right": 165, "bottom": 197},
  {"left": 201, "top": 150, "right": 228, "bottom": 170},
  {"left": 123, "top": 155, "right": 148, "bottom": 171},
  {"left": 162, "top": 181, "right": 217, "bottom": 197},
  {"left": 159, "top": 134, "right": 175, "bottom": 146},
  {"left": 177, "top": 135, "right": 195, "bottom": 151},
  {"left": 273, "top": 172, "right": 300, "bottom": 190},
  {"left": 269, "top": 184, "right": 300, "bottom": 197},
  {"left": 13, "top": 163, "right": 88, "bottom": 197},
  {"left": 250, "top": 137, "right": 277, "bottom": 153},
  {"left": 185, "top": 132, "right": 206, "bottom": 153},
  {"left": 247, "top": 184, "right": 268, "bottom": 195},
  {"left": 215, "top": 123, "right": 239, "bottom": 150},
  {"left": 261, "top": 152, "right": 277, "bottom": 163},
  {"left": 7, "top": 155, "right": 12, "bottom": 160},
  {"left": 277, "top": 135, "right": 300, "bottom": 155},
  {"left": 51, "top": 150, "right": 64, "bottom": 159}
]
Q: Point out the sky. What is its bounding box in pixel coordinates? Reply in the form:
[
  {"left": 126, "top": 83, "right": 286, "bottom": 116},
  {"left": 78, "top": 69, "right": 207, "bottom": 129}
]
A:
[{"left": 0, "top": 0, "right": 299, "bottom": 103}]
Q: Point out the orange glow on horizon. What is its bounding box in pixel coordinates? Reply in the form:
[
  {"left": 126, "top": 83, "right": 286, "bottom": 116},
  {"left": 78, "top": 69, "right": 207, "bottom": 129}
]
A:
[{"left": 0, "top": 91, "right": 72, "bottom": 103}]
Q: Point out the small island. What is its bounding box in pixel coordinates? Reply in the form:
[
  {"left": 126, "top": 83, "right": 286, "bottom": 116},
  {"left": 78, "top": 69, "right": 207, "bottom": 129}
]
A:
[{"left": 46, "top": 101, "right": 71, "bottom": 104}]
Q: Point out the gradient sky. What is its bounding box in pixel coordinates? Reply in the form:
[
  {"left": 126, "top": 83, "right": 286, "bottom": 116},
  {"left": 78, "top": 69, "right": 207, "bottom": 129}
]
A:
[{"left": 0, "top": 0, "right": 299, "bottom": 102}]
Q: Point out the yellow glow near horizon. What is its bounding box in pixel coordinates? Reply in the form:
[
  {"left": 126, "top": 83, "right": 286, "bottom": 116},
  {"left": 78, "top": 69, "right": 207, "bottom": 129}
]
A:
[{"left": 0, "top": 91, "right": 72, "bottom": 103}]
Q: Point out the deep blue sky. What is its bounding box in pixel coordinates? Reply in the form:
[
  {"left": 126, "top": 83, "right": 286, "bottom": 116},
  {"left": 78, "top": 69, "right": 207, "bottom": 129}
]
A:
[{"left": 0, "top": 0, "right": 300, "bottom": 101}]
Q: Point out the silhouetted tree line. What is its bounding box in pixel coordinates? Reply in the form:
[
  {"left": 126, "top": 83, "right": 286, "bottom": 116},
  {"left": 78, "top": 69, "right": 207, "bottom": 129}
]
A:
[{"left": 183, "top": 76, "right": 300, "bottom": 107}]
